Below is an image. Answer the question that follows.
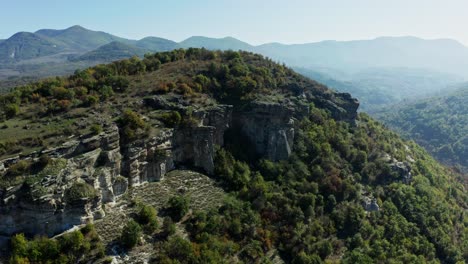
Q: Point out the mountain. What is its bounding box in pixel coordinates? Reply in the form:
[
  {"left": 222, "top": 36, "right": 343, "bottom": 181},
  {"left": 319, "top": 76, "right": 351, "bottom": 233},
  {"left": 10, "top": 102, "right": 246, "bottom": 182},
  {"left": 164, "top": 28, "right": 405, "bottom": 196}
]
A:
[
  {"left": 0, "top": 49, "right": 467, "bottom": 263},
  {"left": 0, "top": 32, "right": 63, "bottom": 62},
  {"left": 179, "top": 36, "right": 254, "bottom": 51},
  {"left": 1, "top": 26, "right": 468, "bottom": 112},
  {"left": 296, "top": 67, "right": 463, "bottom": 112},
  {"left": 73, "top": 41, "right": 149, "bottom": 62},
  {"left": 376, "top": 86, "right": 468, "bottom": 173},
  {"left": 135, "top": 36, "right": 179, "bottom": 51},
  {"left": 257, "top": 36, "right": 468, "bottom": 78},
  {"left": 35, "top": 25, "right": 133, "bottom": 51}
]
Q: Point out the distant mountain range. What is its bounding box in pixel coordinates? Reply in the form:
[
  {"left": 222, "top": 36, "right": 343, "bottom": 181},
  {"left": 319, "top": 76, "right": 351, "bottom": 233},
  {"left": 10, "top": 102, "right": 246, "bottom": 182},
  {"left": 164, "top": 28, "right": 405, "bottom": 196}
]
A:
[
  {"left": 1, "top": 25, "right": 468, "bottom": 109},
  {"left": 295, "top": 67, "right": 462, "bottom": 112}
]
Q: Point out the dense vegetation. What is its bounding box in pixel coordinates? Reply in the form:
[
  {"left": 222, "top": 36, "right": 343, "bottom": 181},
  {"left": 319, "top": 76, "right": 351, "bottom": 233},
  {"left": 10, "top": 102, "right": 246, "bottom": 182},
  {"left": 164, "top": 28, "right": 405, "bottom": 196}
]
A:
[
  {"left": 376, "top": 87, "right": 468, "bottom": 174},
  {"left": 9, "top": 224, "right": 104, "bottom": 263},
  {"left": 1, "top": 49, "right": 467, "bottom": 263},
  {"left": 176, "top": 110, "right": 467, "bottom": 263}
]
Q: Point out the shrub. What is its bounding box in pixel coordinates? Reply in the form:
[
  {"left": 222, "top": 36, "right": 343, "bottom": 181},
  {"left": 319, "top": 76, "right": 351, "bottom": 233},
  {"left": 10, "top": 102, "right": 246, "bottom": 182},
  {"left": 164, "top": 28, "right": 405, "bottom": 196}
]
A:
[
  {"left": 74, "top": 86, "right": 88, "bottom": 97},
  {"left": 4, "top": 103, "right": 19, "bottom": 119},
  {"left": 61, "top": 230, "right": 86, "bottom": 253},
  {"left": 119, "top": 109, "right": 146, "bottom": 129},
  {"left": 154, "top": 83, "right": 169, "bottom": 94},
  {"left": 30, "top": 154, "right": 51, "bottom": 173},
  {"left": 120, "top": 219, "right": 142, "bottom": 249},
  {"left": 51, "top": 87, "right": 74, "bottom": 100},
  {"left": 97, "top": 85, "right": 114, "bottom": 100},
  {"left": 118, "top": 110, "right": 147, "bottom": 142},
  {"left": 37, "top": 154, "right": 51, "bottom": 167},
  {"left": 167, "top": 195, "right": 189, "bottom": 221},
  {"left": 8, "top": 160, "right": 31, "bottom": 176},
  {"left": 104, "top": 76, "right": 130, "bottom": 93},
  {"left": 84, "top": 95, "right": 99, "bottom": 106},
  {"left": 137, "top": 204, "right": 159, "bottom": 233},
  {"left": 158, "top": 111, "right": 181, "bottom": 127},
  {"left": 176, "top": 83, "right": 193, "bottom": 96},
  {"left": 90, "top": 124, "right": 103, "bottom": 135},
  {"left": 162, "top": 217, "right": 176, "bottom": 236},
  {"left": 10, "top": 234, "right": 28, "bottom": 257},
  {"left": 65, "top": 182, "right": 97, "bottom": 203},
  {"left": 55, "top": 99, "right": 72, "bottom": 112}
]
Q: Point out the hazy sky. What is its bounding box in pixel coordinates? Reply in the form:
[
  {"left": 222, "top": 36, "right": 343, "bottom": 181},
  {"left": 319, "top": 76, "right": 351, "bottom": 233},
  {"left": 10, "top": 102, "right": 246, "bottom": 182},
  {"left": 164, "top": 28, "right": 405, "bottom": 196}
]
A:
[{"left": 1, "top": 0, "right": 467, "bottom": 45}]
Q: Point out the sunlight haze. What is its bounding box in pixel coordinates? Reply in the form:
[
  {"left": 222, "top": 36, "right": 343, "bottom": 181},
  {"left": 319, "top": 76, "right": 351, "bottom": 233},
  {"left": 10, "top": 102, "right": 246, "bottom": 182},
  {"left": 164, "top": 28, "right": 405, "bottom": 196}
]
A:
[{"left": 1, "top": 0, "right": 467, "bottom": 45}]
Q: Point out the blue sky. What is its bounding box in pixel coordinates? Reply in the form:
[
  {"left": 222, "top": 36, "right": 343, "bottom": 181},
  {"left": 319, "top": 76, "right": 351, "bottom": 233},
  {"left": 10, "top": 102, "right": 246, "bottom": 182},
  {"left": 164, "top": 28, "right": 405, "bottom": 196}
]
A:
[{"left": 1, "top": 0, "right": 467, "bottom": 45}]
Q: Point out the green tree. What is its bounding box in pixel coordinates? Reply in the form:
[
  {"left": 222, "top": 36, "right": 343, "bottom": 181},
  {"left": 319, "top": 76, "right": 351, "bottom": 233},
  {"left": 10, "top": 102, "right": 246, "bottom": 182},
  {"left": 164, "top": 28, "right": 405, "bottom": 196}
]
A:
[
  {"left": 167, "top": 195, "right": 189, "bottom": 221},
  {"left": 137, "top": 204, "right": 159, "bottom": 233},
  {"left": 121, "top": 219, "right": 142, "bottom": 249}
]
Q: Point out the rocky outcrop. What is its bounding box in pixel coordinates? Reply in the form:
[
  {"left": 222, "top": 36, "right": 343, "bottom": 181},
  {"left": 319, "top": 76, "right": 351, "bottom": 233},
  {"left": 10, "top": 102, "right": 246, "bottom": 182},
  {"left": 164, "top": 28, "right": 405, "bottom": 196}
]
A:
[
  {"left": 0, "top": 126, "right": 123, "bottom": 239},
  {"left": 120, "top": 105, "right": 233, "bottom": 185},
  {"left": 234, "top": 101, "right": 306, "bottom": 161},
  {"left": 0, "top": 90, "right": 359, "bottom": 240},
  {"left": 120, "top": 129, "right": 174, "bottom": 186},
  {"left": 362, "top": 196, "right": 380, "bottom": 212},
  {"left": 391, "top": 161, "right": 412, "bottom": 184},
  {"left": 310, "top": 91, "right": 359, "bottom": 124}
]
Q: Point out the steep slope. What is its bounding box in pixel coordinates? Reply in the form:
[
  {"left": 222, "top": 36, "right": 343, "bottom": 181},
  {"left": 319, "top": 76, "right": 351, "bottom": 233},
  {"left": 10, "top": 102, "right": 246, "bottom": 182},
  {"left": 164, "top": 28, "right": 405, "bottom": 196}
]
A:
[
  {"left": 0, "top": 32, "right": 63, "bottom": 62},
  {"left": 0, "top": 49, "right": 466, "bottom": 263},
  {"left": 73, "top": 41, "right": 149, "bottom": 62},
  {"left": 376, "top": 86, "right": 468, "bottom": 173},
  {"left": 36, "top": 25, "right": 133, "bottom": 51}
]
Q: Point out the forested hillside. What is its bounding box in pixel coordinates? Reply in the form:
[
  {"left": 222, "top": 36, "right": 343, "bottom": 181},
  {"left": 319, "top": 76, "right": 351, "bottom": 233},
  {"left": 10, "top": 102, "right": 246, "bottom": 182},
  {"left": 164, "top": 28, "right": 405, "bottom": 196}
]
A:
[
  {"left": 0, "top": 49, "right": 466, "bottom": 263},
  {"left": 377, "top": 87, "right": 468, "bottom": 174}
]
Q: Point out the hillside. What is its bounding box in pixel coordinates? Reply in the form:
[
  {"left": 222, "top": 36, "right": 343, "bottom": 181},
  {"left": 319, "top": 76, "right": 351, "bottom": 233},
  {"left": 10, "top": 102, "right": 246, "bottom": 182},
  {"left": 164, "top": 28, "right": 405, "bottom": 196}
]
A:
[
  {"left": 0, "top": 32, "right": 63, "bottom": 62},
  {"left": 376, "top": 87, "right": 468, "bottom": 173},
  {"left": 73, "top": 41, "right": 149, "bottom": 62},
  {"left": 135, "top": 37, "right": 179, "bottom": 51},
  {"left": 0, "top": 49, "right": 466, "bottom": 263}
]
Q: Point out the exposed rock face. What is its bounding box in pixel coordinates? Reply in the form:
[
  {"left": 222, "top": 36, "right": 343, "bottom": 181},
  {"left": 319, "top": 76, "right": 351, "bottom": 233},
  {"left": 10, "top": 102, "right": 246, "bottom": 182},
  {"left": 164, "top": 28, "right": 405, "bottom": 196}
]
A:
[
  {"left": 0, "top": 126, "right": 123, "bottom": 238},
  {"left": 173, "top": 126, "right": 216, "bottom": 174},
  {"left": 121, "top": 129, "right": 175, "bottom": 186},
  {"left": 362, "top": 196, "right": 380, "bottom": 212},
  {"left": 0, "top": 91, "right": 359, "bottom": 240},
  {"left": 311, "top": 91, "right": 360, "bottom": 124},
  {"left": 236, "top": 101, "right": 299, "bottom": 161},
  {"left": 391, "top": 161, "right": 412, "bottom": 184}
]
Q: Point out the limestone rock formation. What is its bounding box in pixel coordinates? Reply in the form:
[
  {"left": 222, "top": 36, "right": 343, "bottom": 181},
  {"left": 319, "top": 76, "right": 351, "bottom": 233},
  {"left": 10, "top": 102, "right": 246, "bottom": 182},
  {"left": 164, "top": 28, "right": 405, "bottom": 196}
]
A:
[
  {"left": 0, "top": 89, "right": 359, "bottom": 240},
  {"left": 236, "top": 101, "right": 298, "bottom": 161},
  {"left": 362, "top": 196, "right": 380, "bottom": 212}
]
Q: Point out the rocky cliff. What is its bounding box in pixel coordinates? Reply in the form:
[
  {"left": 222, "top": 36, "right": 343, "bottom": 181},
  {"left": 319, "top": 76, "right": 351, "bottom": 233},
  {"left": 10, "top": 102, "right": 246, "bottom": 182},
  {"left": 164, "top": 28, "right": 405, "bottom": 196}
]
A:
[{"left": 0, "top": 91, "right": 358, "bottom": 242}]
